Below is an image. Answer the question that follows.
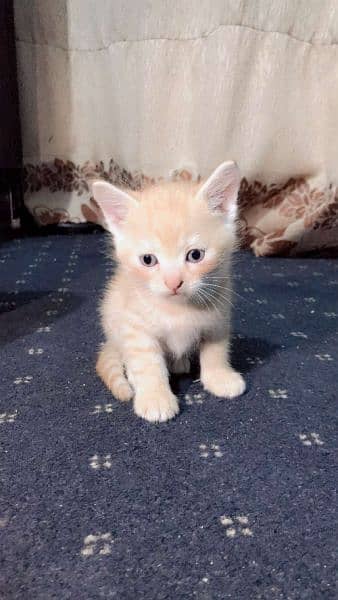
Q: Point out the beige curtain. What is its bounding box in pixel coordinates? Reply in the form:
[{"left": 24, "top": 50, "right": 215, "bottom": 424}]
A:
[{"left": 15, "top": 0, "right": 338, "bottom": 255}]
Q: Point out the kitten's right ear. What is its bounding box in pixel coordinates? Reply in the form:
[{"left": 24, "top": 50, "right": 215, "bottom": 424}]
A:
[
  {"left": 197, "top": 161, "right": 241, "bottom": 223},
  {"left": 91, "top": 181, "right": 136, "bottom": 234}
]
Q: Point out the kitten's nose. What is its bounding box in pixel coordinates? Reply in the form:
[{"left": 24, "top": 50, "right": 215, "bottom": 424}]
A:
[{"left": 164, "top": 275, "right": 183, "bottom": 294}]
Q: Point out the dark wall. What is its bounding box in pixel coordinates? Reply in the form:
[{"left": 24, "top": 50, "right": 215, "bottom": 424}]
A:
[
  {"left": 0, "top": 0, "right": 23, "bottom": 227},
  {"left": 0, "top": 0, "right": 22, "bottom": 168}
]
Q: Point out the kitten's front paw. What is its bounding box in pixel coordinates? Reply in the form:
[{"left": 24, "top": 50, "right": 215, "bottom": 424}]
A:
[
  {"left": 134, "top": 390, "right": 179, "bottom": 423},
  {"left": 201, "top": 368, "right": 246, "bottom": 399},
  {"left": 170, "top": 356, "right": 191, "bottom": 375}
]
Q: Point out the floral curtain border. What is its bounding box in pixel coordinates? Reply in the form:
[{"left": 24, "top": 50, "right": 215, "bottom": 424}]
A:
[{"left": 24, "top": 158, "right": 338, "bottom": 257}]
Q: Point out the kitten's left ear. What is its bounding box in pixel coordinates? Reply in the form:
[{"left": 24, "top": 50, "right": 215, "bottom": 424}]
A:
[
  {"left": 197, "top": 161, "right": 241, "bottom": 222},
  {"left": 91, "top": 180, "right": 137, "bottom": 235}
]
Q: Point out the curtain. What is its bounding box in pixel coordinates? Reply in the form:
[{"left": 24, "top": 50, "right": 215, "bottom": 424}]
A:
[{"left": 14, "top": 0, "right": 338, "bottom": 255}]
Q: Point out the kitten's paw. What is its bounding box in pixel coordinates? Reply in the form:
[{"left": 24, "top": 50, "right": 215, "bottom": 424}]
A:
[
  {"left": 201, "top": 368, "right": 246, "bottom": 399},
  {"left": 96, "top": 352, "right": 134, "bottom": 402},
  {"left": 134, "top": 390, "right": 179, "bottom": 423},
  {"left": 96, "top": 350, "right": 133, "bottom": 402},
  {"left": 170, "top": 356, "right": 191, "bottom": 375},
  {"left": 112, "top": 379, "right": 134, "bottom": 402}
]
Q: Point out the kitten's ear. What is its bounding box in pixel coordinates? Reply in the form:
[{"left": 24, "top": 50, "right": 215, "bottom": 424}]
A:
[
  {"left": 197, "top": 161, "right": 241, "bottom": 222},
  {"left": 91, "top": 180, "right": 136, "bottom": 233}
]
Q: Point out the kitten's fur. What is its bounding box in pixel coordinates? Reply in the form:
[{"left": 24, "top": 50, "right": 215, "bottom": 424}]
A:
[{"left": 93, "top": 161, "right": 245, "bottom": 422}]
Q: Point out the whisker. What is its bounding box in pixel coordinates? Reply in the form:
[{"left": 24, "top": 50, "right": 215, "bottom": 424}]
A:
[
  {"left": 197, "top": 287, "right": 220, "bottom": 313},
  {"left": 201, "top": 282, "right": 251, "bottom": 304},
  {"left": 194, "top": 292, "right": 208, "bottom": 310},
  {"left": 199, "top": 287, "right": 235, "bottom": 312},
  {"left": 193, "top": 287, "right": 209, "bottom": 311},
  {"left": 207, "top": 289, "right": 236, "bottom": 311}
]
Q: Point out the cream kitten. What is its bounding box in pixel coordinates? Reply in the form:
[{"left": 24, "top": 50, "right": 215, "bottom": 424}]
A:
[{"left": 93, "top": 161, "right": 246, "bottom": 423}]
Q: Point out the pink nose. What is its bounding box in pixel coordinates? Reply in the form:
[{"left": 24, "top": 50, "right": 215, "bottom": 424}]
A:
[{"left": 164, "top": 275, "right": 183, "bottom": 294}]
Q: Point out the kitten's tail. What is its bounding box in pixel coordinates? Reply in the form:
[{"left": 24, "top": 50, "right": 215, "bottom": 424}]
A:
[{"left": 96, "top": 342, "right": 133, "bottom": 402}]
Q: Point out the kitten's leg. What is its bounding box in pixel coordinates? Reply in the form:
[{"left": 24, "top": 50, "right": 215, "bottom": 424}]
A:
[
  {"left": 96, "top": 341, "right": 133, "bottom": 402},
  {"left": 169, "top": 356, "right": 191, "bottom": 375},
  {"left": 200, "top": 338, "right": 246, "bottom": 399},
  {"left": 123, "top": 331, "right": 179, "bottom": 422}
]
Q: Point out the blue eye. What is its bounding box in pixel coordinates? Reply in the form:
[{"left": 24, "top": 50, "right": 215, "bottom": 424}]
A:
[
  {"left": 140, "top": 254, "right": 158, "bottom": 267},
  {"left": 186, "top": 249, "right": 205, "bottom": 263}
]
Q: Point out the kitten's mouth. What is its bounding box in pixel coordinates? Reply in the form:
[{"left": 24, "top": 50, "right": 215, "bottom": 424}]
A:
[{"left": 166, "top": 290, "right": 185, "bottom": 300}]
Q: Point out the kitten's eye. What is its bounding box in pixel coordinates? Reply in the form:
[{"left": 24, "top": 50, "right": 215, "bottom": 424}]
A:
[
  {"left": 140, "top": 254, "right": 158, "bottom": 267},
  {"left": 186, "top": 249, "right": 205, "bottom": 263}
]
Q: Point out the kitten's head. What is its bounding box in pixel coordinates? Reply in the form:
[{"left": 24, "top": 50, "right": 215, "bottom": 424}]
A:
[{"left": 93, "top": 162, "right": 240, "bottom": 304}]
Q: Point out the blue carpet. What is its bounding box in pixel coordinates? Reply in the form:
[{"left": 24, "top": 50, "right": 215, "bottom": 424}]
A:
[{"left": 1, "top": 232, "right": 337, "bottom": 599}]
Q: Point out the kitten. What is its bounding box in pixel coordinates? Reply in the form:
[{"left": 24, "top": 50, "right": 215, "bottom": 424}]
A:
[{"left": 93, "top": 161, "right": 245, "bottom": 422}]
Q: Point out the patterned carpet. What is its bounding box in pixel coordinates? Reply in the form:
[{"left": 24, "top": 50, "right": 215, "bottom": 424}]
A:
[{"left": 1, "top": 232, "right": 337, "bottom": 599}]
